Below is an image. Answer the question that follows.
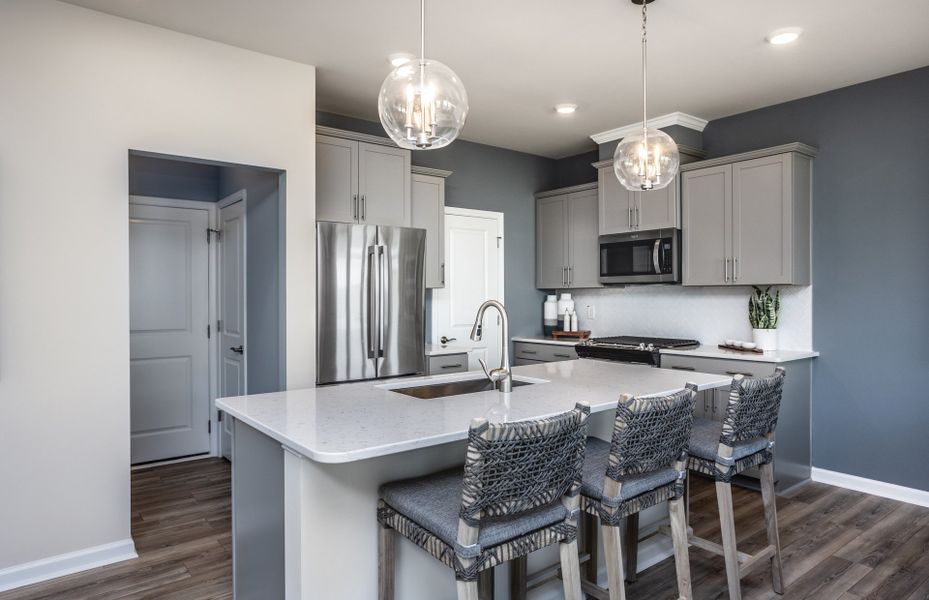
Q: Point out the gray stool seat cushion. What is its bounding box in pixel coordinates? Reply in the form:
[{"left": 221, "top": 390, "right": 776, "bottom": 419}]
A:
[
  {"left": 581, "top": 437, "right": 681, "bottom": 503},
  {"left": 688, "top": 417, "right": 769, "bottom": 462},
  {"left": 380, "top": 468, "right": 569, "bottom": 550}
]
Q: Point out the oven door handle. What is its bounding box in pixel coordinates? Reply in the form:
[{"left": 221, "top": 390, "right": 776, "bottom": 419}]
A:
[{"left": 653, "top": 239, "right": 661, "bottom": 274}]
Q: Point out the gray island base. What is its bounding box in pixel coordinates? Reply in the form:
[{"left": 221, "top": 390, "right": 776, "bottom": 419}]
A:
[{"left": 218, "top": 359, "right": 731, "bottom": 599}]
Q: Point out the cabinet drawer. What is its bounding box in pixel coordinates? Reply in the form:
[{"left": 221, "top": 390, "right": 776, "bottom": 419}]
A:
[
  {"left": 513, "top": 342, "right": 577, "bottom": 363},
  {"left": 661, "top": 354, "right": 776, "bottom": 379},
  {"left": 427, "top": 353, "right": 468, "bottom": 375},
  {"left": 514, "top": 357, "right": 547, "bottom": 367}
]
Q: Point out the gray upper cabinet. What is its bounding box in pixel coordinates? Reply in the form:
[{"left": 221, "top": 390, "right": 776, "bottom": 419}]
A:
[
  {"left": 596, "top": 161, "right": 679, "bottom": 234},
  {"left": 536, "top": 183, "right": 602, "bottom": 289},
  {"left": 411, "top": 168, "right": 450, "bottom": 288},
  {"left": 316, "top": 134, "right": 359, "bottom": 223},
  {"left": 681, "top": 143, "right": 814, "bottom": 286},
  {"left": 316, "top": 128, "right": 411, "bottom": 227}
]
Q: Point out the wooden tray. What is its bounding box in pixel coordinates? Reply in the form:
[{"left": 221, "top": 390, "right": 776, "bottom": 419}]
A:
[
  {"left": 551, "top": 330, "right": 591, "bottom": 340},
  {"left": 718, "top": 343, "right": 764, "bottom": 354}
]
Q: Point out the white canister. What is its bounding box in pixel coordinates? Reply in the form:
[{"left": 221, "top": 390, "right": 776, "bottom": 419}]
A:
[{"left": 543, "top": 295, "right": 558, "bottom": 336}]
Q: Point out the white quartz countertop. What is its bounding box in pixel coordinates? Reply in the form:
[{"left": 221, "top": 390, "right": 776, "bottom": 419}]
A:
[
  {"left": 424, "top": 343, "right": 471, "bottom": 357},
  {"left": 660, "top": 345, "right": 819, "bottom": 363},
  {"left": 216, "top": 359, "right": 730, "bottom": 465},
  {"left": 511, "top": 336, "right": 582, "bottom": 347}
]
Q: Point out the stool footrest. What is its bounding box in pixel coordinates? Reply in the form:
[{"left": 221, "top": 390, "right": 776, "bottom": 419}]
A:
[{"left": 688, "top": 533, "right": 776, "bottom": 580}]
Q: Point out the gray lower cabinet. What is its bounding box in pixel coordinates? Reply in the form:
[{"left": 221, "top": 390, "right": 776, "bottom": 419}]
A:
[
  {"left": 427, "top": 353, "right": 468, "bottom": 375},
  {"left": 411, "top": 168, "right": 451, "bottom": 288},
  {"left": 596, "top": 161, "right": 679, "bottom": 234},
  {"left": 513, "top": 341, "right": 578, "bottom": 365},
  {"left": 316, "top": 129, "right": 411, "bottom": 227},
  {"left": 681, "top": 143, "right": 814, "bottom": 286},
  {"left": 535, "top": 183, "right": 601, "bottom": 289},
  {"left": 661, "top": 353, "right": 812, "bottom": 492}
]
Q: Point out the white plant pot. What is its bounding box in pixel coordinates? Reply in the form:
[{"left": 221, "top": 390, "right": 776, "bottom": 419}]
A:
[{"left": 752, "top": 328, "right": 778, "bottom": 351}]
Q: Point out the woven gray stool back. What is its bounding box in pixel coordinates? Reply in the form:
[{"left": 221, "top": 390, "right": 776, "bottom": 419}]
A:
[
  {"left": 460, "top": 402, "right": 591, "bottom": 526},
  {"left": 691, "top": 366, "right": 786, "bottom": 482}
]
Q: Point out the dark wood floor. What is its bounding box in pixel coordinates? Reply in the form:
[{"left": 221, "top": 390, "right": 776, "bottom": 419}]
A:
[{"left": 3, "top": 459, "right": 928, "bottom": 599}]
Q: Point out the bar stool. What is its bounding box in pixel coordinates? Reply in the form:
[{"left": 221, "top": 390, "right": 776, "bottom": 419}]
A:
[
  {"left": 685, "top": 367, "right": 787, "bottom": 600},
  {"left": 580, "top": 385, "right": 698, "bottom": 600},
  {"left": 377, "top": 402, "right": 591, "bottom": 600}
]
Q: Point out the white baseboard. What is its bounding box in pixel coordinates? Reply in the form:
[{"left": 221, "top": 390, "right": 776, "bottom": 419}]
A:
[
  {"left": 811, "top": 467, "right": 929, "bottom": 508},
  {"left": 0, "top": 539, "right": 137, "bottom": 593}
]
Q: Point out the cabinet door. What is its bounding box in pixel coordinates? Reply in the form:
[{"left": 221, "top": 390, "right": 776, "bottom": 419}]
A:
[
  {"left": 358, "top": 142, "right": 411, "bottom": 227},
  {"left": 411, "top": 174, "right": 445, "bottom": 288},
  {"left": 682, "top": 165, "right": 732, "bottom": 286},
  {"left": 566, "top": 188, "right": 601, "bottom": 288},
  {"left": 316, "top": 135, "right": 358, "bottom": 223},
  {"left": 598, "top": 166, "right": 635, "bottom": 235},
  {"left": 732, "top": 154, "right": 792, "bottom": 285},
  {"left": 636, "top": 178, "right": 679, "bottom": 230},
  {"left": 536, "top": 195, "right": 568, "bottom": 289}
]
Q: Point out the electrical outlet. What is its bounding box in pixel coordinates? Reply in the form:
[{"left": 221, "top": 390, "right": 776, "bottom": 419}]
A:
[{"left": 587, "top": 304, "right": 595, "bottom": 320}]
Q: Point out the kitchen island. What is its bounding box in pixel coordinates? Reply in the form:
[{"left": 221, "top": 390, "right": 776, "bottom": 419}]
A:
[{"left": 217, "top": 359, "right": 731, "bottom": 600}]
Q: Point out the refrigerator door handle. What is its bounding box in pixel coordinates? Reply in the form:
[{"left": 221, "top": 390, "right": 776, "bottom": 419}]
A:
[
  {"left": 377, "top": 245, "right": 386, "bottom": 358},
  {"left": 367, "top": 245, "right": 379, "bottom": 359}
]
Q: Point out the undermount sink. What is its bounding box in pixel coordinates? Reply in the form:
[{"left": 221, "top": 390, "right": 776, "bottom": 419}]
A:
[{"left": 389, "top": 377, "right": 535, "bottom": 399}]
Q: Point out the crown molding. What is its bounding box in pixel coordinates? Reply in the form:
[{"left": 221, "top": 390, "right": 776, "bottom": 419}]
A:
[
  {"left": 411, "top": 165, "right": 453, "bottom": 178},
  {"left": 590, "top": 112, "right": 709, "bottom": 145},
  {"left": 534, "top": 181, "right": 598, "bottom": 199},
  {"left": 316, "top": 125, "right": 398, "bottom": 148},
  {"left": 680, "top": 142, "right": 818, "bottom": 172}
]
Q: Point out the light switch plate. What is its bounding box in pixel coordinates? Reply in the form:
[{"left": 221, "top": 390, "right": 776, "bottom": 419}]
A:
[{"left": 587, "top": 304, "right": 595, "bottom": 320}]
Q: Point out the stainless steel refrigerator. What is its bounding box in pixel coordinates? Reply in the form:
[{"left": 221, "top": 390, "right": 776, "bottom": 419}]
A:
[{"left": 316, "top": 221, "right": 426, "bottom": 384}]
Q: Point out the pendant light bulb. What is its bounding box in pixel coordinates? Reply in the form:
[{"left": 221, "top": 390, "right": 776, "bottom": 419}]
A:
[
  {"left": 614, "top": 0, "right": 679, "bottom": 191},
  {"left": 378, "top": 0, "right": 468, "bottom": 150}
]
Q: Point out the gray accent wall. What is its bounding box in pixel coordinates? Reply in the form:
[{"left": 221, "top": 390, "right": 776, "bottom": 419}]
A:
[
  {"left": 129, "top": 154, "right": 220, "bottom": 201},
  {"left": 317, "top": 111, "right": 553, "bottom": 340},
  {"left": 702, "top": 66, "right": 929, "bottom": 492}
]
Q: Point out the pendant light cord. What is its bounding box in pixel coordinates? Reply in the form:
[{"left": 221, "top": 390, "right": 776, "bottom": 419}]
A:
[
  {"left": 641, "top": 0, "right": 648, "bottom": 142},
  {"left": 420, "top": 0, "right": 426, "bottom": 65}
]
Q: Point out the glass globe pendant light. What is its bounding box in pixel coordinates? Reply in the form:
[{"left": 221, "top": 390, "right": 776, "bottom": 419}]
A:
[
  {"left": 614, "top": 0, "right": 679, "bottom": 191},
  {"left": 378, "top": 0, "right": 469, "bottom": 150}
]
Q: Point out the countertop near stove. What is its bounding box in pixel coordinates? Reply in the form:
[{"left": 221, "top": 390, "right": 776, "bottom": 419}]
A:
[
  {"left": 511, "top": 336, "right": 581, "bottom": 347},
  {"left": 660, "top": 345, "right": 819, "bottom": 363}
]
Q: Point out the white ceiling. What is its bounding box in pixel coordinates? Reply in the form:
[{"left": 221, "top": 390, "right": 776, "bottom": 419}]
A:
[{"left": 62, "top": 0, "right": 929, "bottom": 158}]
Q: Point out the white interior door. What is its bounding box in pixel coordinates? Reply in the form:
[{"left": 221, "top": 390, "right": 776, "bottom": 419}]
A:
[
  {"left": 431, "top": 209, "right": 503, "bottom": 371},
  {"left": 129, "top": 202, "right": 211, "bottom": 464},
  {"left": 218, "top": 192, "right": 246, "bottom": 460}
]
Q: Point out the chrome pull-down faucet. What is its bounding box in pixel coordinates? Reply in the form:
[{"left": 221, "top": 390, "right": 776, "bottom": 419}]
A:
[{"left": 469, "top": 300, "right": 511, "bottom": 393}]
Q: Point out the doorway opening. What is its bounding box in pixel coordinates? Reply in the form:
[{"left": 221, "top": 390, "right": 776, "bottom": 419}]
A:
[
  {"left": 430, "top": 207, "right": 505, "bottom": 371},
  {"left": 128, "top": 151, "right": 286, "bottom": 466}
]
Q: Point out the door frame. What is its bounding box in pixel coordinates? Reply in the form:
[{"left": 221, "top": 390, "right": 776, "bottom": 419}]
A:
[
  {"left": 129, "top": 195, "right": 222, "bottom": 458},
  {"left": 430, "top": 206, "right": 505, "bottom": 346}
]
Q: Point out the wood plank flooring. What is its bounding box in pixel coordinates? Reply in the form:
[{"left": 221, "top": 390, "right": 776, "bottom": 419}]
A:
[{"left": 3, "top": 459, "right": 929, "bottom": 599}]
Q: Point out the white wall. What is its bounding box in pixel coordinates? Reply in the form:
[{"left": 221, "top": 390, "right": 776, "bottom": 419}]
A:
[
  {"left": 570, "top": 285, "right": 813, "bottom": 350},
  {"left": 0, "top": 0, "right": 315, "bottom": 583}
]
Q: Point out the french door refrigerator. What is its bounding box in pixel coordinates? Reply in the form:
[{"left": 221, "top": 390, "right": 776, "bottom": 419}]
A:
[{"left": 317, "top": 221, "right": 426, "bottom": 384}]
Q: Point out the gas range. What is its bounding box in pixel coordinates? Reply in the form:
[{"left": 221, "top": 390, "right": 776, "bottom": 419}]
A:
[{"left": 575, "top": 335, "right": 700, "bottom": 367}]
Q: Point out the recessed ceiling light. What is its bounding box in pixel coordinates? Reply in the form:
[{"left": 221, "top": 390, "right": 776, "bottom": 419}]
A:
[
  {"left": 766, "top": 27, "right": 803, "bottom": 45},
  {"left": 387, "top": 53, "right": 414, "bottom": 67},
  {"left": 555, "top": 103, "right": 578, "bottom": 114}
]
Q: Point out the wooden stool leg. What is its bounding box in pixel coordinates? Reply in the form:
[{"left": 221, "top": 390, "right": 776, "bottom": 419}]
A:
[
  {"left": 510, "top": 556, "right": 527, "bottom": 600},
  {"left": 760, "top": 462, "right": 784, "bottom": 594},
  {"left": 558, "top": 538, "right": 583, "bottom": 600},
  {"left": 378, "top": 524, "right": 395, "bottom": 600},
  {"left": 601, "top": 524, "right": 628, "bottom": 600},
  {"left": 716, "top": 481, "right": 742, "bottom": 600},
  {"left": 457, "top": 581, "right": 480, "bottom": 600},
  {"left": 668, "top": 496, "right": 693, "bottom": 600},
  {"left": 584, "top": 512, "right": 599, "bottom": 585},
  {"left": 624, "top": 513, "right": 640, "bottom": 583},
  {"left": 478, "top": 568, "right": 494, "bottom": 600}
]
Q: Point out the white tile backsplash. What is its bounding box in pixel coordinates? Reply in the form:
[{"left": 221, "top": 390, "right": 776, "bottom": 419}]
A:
[{"left": 569, "top": 285, "right": 813, "bottom": 350}]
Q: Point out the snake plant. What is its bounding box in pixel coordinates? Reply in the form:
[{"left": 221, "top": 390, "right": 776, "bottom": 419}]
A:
[{"left": 748, "top": 286, "right": 780, "bottom": 329}]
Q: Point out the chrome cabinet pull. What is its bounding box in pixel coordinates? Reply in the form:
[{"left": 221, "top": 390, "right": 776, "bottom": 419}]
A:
[
  {"left": 352, "top": 194, "right": 358, "bottom": 220},
  {"left": 361, "top": 195, "right": 366, "bottom": 221},
  {"left": 725, "top": 370, "right": 754, "bottom": 377},
  {"left": 521, "top": 350, "right": 538, "bottom": 355},
  {"left": 725, "top": 258, "right": 731, "bottom": 283},
  {"left": 440, "top": 363, "right": 463, "bottom": 369},
  {"left": 635, "top": 206, "right": 640, "bottom": 229},
  {"left": 568, "top": 266, "right": 573, "bottom": 286},
  {"left": 670, "top": 366, "right": 695, "bottom": 371},
  {"left": 734, "top": 257, "right": 740, "bottom": 282},
  {"left": 628, "top": 207, "right": 633, "bottom": 229},
  {"left": 553, "top": 353, "right": 572, "bottom": 359},
  {"left": 441, "top": 263, "right": 445, "bottom": 285}
]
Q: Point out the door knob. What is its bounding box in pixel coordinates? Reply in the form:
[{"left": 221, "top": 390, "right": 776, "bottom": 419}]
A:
[
  {"left": 230, "top": 345, "right": 244, "bottom": 354},
  {"left": 440, "top": 336, "right": 457, "bottom": 344}
]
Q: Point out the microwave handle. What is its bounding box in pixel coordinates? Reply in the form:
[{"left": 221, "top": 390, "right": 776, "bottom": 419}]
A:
[{"left": 653, "top": 239, "right": 661, "bottom": 274}]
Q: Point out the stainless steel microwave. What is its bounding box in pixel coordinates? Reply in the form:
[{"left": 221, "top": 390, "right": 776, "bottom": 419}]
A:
[{"left": 599, "top": 228, "right": 680, "bottom": 284}]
